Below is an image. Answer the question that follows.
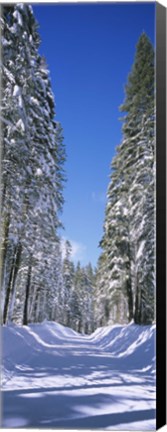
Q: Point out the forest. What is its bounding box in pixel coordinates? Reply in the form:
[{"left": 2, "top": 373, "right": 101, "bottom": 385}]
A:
[{"left": 1, "top": 4, "right": 155, "bottom": 333}]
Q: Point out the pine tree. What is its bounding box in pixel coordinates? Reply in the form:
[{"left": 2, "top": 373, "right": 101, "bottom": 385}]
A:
[
  {"left": 73, "top": 262, "right": 84, "bottom": 332},
  {"left": 73, "top": 262, "right": 95, "bottom": 334},
  {"left": 94, "top": 254, "right": 109, "bottom": 327},
  {"left": 1, "top": 4, "right": 66, "bottom": 325},
  {"left": 96, "top": 32, "right": 155, "bottom": 325},
  {"left": 120, "top": 32, "right": 155, "bottom": 324},
  {"left": 1, "top": 4, "right": 30, "bottom": 322},
  {"left": 62, "top": 240, "right": 75, "bottom": 326},
  {"left": 78, "top": 264, "right": 94, "bottom": 334}
]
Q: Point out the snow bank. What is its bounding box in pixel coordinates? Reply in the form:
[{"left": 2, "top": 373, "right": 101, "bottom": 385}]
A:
[
  {"left": 2, "top": 321, "right": 155, "bottom": 384},
  {"left": 1, "top": 321, "right": 156, "bottom": 430},
  {"left": 2, "top": 320, "right": 79, "bottom": 382},
  {"left": 90, "top": 323, "right": 156, "bottom": 371}
]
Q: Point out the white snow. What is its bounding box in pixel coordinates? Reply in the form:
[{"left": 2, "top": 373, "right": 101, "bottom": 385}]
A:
[
  {"left": 13, "top": 10, "right": 23, "bottom": 27},
  {"left": 16, "top": 119, "right": 25, "bottom": 133},
  {"left": 35, "top": 168, "right": 43, "bottom": 177},
  {"left": 136, "top": 240, "right": 145, "bottom": 260},
  {"left": 13, "top": 85, "right": 20, "bottom": 98},
  {"left": 1, "top": 321, "right": 156, "bottom": 430},
  {"left": 3, "top": 67, "right": 15, "bottom": 84},
  {"left": 10, "top": 23, "right": 18, "bottom": 35},
  {"left": 30, "top": 96, "right": 39, "bottom": 105},
  {"left": 13, "top": 85, "right": 23, "bottom": 109}
]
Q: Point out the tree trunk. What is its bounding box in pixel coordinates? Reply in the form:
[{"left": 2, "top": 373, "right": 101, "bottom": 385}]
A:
[
  {"left": 84, "top": 322, "right": 88, "bottom": 334},
  {"left": 126, "top": 230, "right": 134, "bottom": 322},
  {"left": 3, "top": 250, "right": 16, "bottom": 324},
  {"left": 23, "top": 258, "right": 32, "bottom": 325},
  {"left": 1, "top": 211, "right": 11, "bottom": 319},
  {"left": 126, "top": 278, "right": 133, "bottom": 322},
  {"left": 3, "top": 241, "right": 22, "bottom": 324},
  {"left": 134, "top": 276, "right": 141, "bottom": 324},
  {"left": 8, "top": 242, "right": 22, "bottom": 322},
  {"left": 31, "top": 287, "right": 40, "bottom": 322},
  {"left": 78, "top": 320, "right": 82, "bottom": 333},
  {"left": 1, "top": 212, "right": 10, "bottom": 286},
  {"left": 1, "top": 174, "right": 8, "bottom": 210}
]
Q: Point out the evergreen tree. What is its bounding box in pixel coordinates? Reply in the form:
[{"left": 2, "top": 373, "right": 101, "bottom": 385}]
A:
[
  {"left": 96, "top": 33, "right": 155, "bottom": 325},
  {"left": 1, "top": 4, "right": 66, "bottom": 325},
  {"left": 73, "top": 262, "right": 84, "bottom": 332},
  {"left": 84, "top": 263, "right": 95, "bottom": 333},
  {"left": 94, "top": 254, "right": 109, "bottom": 327},
  {"left": 62, "top": 240, "right": 75, "bottom": 326},
  {"left": 73, "top": 262, "right": 95, "bottom": 334}
]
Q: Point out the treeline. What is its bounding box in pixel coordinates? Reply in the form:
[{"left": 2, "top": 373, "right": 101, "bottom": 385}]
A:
[
  {"left": 1, "top": 4, "right": 155, "bottom": 331},
  {"left": 1, "top": 4, "right": 66, "bottom": 326},
  {"left": 95, "top": 33, "right": 155, "bottom": 326},
  {"left": 61, "top": 241, "right": 95, "bottom": 333},
  {"left": 0, "top": 4, "right": 95, "bottom": 333}
]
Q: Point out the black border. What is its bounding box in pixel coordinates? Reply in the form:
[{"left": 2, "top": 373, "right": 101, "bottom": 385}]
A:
[{"left": 156, "top": 2, "right": 166, "bottom": 430}]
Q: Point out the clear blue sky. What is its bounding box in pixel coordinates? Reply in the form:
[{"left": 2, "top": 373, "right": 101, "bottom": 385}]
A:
[{"left": 32, "top": 2, "right": 155, "bottom": 268}]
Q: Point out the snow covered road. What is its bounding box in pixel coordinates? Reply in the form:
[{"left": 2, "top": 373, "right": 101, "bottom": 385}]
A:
[{"left": 2, "top": 322, "right": 156, "bottom": 429}]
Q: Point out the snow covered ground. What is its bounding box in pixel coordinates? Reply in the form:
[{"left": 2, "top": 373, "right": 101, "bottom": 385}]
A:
[{"left": 1, "top": 321, "right": 156, "bottom": 430}]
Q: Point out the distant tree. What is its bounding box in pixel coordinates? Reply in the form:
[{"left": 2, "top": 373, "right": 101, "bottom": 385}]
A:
[
  {"left": 94, "top": 254, "right": 108, "bottom": 327},
  {"left": 84, "top": 263, "right": 95, "bottom": 333},
  {"left": 62, "top": 240, "right": 75, "bottom": 326},
  {"left": 73, "top": 262, "right": 95, "bottom": 334}
]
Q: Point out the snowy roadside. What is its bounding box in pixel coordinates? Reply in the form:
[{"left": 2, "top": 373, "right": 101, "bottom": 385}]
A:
[{"left": 1, "top": 321, "right": 156, "bottom": 430}]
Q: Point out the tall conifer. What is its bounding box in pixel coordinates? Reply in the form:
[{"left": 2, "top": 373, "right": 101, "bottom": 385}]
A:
[{"left": 96, "top": 32, "right": 155, "bottom": 325}]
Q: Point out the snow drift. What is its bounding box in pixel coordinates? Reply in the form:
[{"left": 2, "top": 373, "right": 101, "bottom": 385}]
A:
[{"left": 1, "top": 321, "right": 156, "bottom": 430}]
